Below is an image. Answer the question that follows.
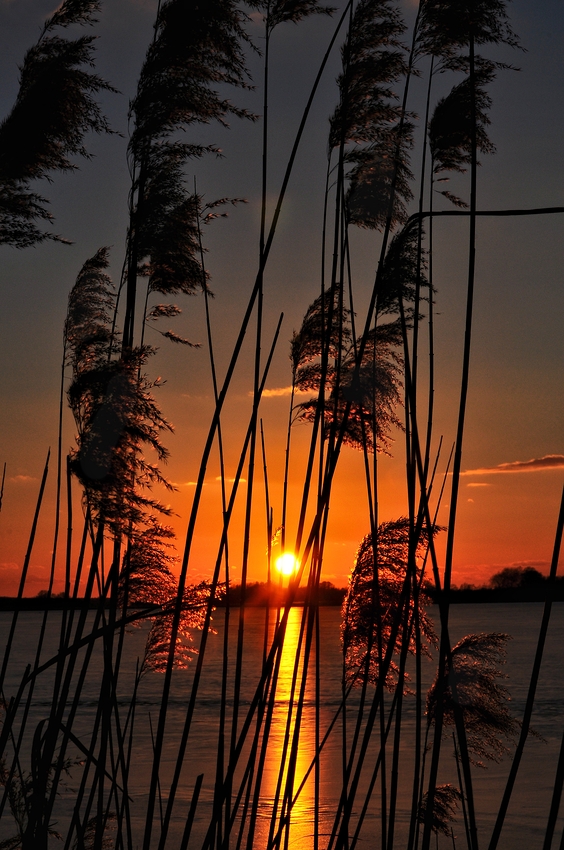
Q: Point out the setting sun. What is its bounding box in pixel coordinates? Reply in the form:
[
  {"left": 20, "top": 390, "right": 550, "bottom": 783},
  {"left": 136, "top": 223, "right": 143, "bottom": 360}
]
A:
[{"left": 275, "top": 552, "right": 299, "bottom": 577}]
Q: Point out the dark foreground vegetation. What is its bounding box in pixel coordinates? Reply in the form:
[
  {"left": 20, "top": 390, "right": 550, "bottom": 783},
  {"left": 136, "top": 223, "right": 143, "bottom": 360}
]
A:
[{"left": 1, "top": 1, "right": 564, "bottom": 849}]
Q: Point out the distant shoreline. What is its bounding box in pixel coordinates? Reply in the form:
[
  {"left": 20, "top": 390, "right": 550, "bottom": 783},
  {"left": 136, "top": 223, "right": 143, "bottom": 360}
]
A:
[
  {"left": 1, "top": 583, "right": 563, "bottom": 611},
  {"left": 428, "top": 586, "right": 564, "bottom": 604}
]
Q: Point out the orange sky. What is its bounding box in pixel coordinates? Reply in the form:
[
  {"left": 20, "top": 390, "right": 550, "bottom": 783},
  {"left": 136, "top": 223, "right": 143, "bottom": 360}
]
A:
[{"left": 0, "top": 1, "right": 563, "bottom": 595}]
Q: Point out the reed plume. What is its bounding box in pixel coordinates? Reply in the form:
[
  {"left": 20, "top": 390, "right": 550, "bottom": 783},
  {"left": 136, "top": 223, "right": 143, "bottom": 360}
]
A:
[
  {"left": 0, "top": 0, "right": 115, "bottom": 248},
  {"left": 329, "top": 0, "right": 413, "bottom": 231},
  {"left": 418, "top": 0, "right": 520, "bottom": 58},
  {"left": 123, "top": 0, "right": 255, "bottom": 350},
  {"left": 418, "top": 784, "right": 462, "bottom": 837},
  {"left": 292, "top": 285, "right": 407, "bottom": 453},
  {"left": 429, "top": 65, "right": 496, "bottom": 208},
  {"left": 426, "top": 632, "right": 519, "bottom": 764},
  {"left": 249, "top": 0, "right": 334, "bottom": 30},
  {"left": 117, "top": 519, "right": 220, "bottom": 673},
  {"left": 341, "top": 517, "right": 437, "bottom": 690},
  {"left": 65, "top": 249, "right": 173, "bottom": 534}
]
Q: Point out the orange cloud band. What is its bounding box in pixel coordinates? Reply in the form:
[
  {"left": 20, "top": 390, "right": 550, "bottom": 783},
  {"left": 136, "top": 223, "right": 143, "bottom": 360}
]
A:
[{"left": 462, "top": 454, "right": 564, "bottom": 475}]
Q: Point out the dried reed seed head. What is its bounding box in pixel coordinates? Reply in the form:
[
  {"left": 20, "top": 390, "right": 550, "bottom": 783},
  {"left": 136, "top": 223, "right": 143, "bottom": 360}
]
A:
[
  {"left": 247, "top": 0, "right": 335, "bottom": 34},
  {"left": 291, "top": 287, "right": 351, "bottom": 373},
  {"left": 67, "top": 328, "right": 175, "bottom": 532},
  {"left": 342, "top": 518, "right": 439, "bottom": 689},
  {"left": 426, "top": 632, "right": 519, "bottom": 763},
  {"left": 129, "top": 0, "right": 254, "bottom": 155},
  {"left": 429, "top": 69, "right": 496, "bottom": 181},
  {"left": 141, "top": 580, "right": 222, "bottom": 674},
  {"left": 328, "top": 0, "right": 413, "bottom": 232},
  {"left": 0, "top": 9, "right": 115, "bottom": 247},
  {"left": 418, "top": 0, "right": 521, "bottom": 58},
  {"left": 44, "top": 0, "right": 102, "bottom": 31},
  {"left": 418, "top": 784, "right": 462, "bottom": 836},
  {"left": 294, "top": 315, "right": 405, "bottom": 454}
]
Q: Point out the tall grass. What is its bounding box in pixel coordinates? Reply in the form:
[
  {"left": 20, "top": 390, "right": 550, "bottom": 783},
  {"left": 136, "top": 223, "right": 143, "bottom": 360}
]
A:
[{"left": 1, "top": 1, "right": 564, "bottom": 849}]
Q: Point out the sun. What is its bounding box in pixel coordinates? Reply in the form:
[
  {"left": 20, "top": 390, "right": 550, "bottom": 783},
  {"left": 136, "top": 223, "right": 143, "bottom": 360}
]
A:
[{"left": 275, "top": 552, "right": 299, "bottom": 577}]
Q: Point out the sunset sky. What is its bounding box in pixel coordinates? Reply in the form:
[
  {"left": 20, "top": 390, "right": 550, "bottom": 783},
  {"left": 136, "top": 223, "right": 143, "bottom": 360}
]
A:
[{"left": 0, "top": 0, "right": 563, "bottom": 595}]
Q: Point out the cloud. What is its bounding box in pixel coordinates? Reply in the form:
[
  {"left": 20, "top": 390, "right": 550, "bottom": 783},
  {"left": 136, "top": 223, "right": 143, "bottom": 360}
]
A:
[
  {"left": 177, "top": 477, "right": 247, "bottom": 486},
  {"left": 507, "top": 559, "right": 550, "bottom": 569},
  {"left": 9, "top": 474, "right": 37, "bottom": 484},
  {"left": 462, "top": 454, "right": 564, "bottom": 475},
  {"left": 489, "top": 559, "right": 551, "bottom": 573},
  {"left": 255, "top": 387, "right": 309, "bottom": 398},
  {"left": 0, "top": 562, "right": 48, "bottom": 596},
  {"left": 0, "top": 561, "right": 21, "bottom": 574},
  {"left": 467, "top": 482, "right": 491, "bottom": 488}
]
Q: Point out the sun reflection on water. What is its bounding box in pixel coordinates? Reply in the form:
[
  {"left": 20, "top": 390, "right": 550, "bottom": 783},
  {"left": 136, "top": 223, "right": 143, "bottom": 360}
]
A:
[{"left": 260, "top": 606, "right": 317, "bottom": 849}]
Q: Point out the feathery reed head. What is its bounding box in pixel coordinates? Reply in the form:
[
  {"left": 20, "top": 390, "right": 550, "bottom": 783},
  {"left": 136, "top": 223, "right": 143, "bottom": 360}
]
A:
[
  {"left": 295, "top": 317, "right": 404, "bottom": 454},
  {"left": 419, "top": 0, "right": 521, "bottom": 59},
  {"left": 418, "top": 784, "right": 462, "bottom": 836},
  {"left": 0, "top": 6, "right": 115, "bottom": 247},
  {"left": 341, "top": 517, "right": 438, "bottom": 689},
  {"left": 248, "top": 0, "right": 335, "bottom": 34},
  {"left": 429, "top": 66, "right": 496, "bottom": 183},
  {"left": 141, "top": 580, "right": 222, "bottom": 674},
  {"left": 426, "top": 632, "right": 519, "bottom": 763},
  {"left": 290, "top": 287, "right": 351, "bottom": 376}
]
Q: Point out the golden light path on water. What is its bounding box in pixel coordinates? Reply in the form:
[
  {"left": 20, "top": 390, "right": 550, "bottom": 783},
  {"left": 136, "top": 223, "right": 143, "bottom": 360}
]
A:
[{"left": 261, "top": 606, "right": 318, "bottom": 849}]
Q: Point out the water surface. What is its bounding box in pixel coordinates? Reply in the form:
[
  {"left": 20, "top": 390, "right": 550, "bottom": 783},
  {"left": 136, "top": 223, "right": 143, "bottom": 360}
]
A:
[{"left": 1, "top": 603, "right": 563, "bottom": 848}]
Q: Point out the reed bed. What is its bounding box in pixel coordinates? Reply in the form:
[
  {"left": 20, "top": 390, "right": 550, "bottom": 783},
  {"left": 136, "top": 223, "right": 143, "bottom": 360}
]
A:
[{"left": 0, "top": 1, "right": 563, "bottom": 849}]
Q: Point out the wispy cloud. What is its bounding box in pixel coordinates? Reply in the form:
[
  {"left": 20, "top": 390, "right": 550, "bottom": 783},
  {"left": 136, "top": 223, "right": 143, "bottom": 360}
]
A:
[
  {"left": 511, "top": 559, "right": 550, "bottom": 569},
  {"left": 492, "top": 559, "right": 550, "bottom": 572},
  {"left": 467, "top": 482, "right": 492, "bottom": 488},
  {"left": 10, "top": 474, "right": 37, "bottom": 484},
  {"left": 254, "top": 387, "right": 309, "bottom": 398},
  {"left": 216, "top": 476, "right": 246, "bottom": 484},
  {"left": 462, "top": 454, "right": 564, "bottom": 475}
]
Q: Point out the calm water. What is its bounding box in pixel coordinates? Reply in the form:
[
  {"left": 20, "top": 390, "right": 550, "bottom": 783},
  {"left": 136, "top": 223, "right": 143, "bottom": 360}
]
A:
[{"left": 1, "top": 603, "right": 564, "bottom": 849}]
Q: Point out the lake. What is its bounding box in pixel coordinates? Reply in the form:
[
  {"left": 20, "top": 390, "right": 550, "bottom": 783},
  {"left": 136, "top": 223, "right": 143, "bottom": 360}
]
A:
[{"left": 1, "top": 602, "right": 564, "bottom": 849}]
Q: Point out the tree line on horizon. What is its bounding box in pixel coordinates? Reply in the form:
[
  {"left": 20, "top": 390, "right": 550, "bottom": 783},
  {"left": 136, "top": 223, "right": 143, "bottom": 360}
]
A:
[{"left": 22, "top": 565, "right": 557, "bottom": 603}]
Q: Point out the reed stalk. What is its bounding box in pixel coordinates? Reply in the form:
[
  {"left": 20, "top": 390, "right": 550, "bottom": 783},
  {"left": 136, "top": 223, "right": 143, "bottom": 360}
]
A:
[
  {"left": 488, "top": 486, "right": 564, "bottom": 850},
  {"left": 0, "top": 450, "right": 50, "bottom": 696},
  {"left": 4, "top": 4, "right": 562, "bottom": 849},
  {"left": 141, "top": 13, "right": 351, "bottom": 844}
]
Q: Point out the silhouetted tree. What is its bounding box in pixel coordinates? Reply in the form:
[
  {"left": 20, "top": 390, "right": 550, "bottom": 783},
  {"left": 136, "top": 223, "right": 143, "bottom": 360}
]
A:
[{"left": 489, "top": 566, "right": 545, "bottom": 589}]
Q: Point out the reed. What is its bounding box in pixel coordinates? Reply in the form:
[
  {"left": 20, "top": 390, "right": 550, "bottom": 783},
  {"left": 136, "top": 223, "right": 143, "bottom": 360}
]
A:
[{"left": 2, "top": 1, "right": 564, "bottom": 849}]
